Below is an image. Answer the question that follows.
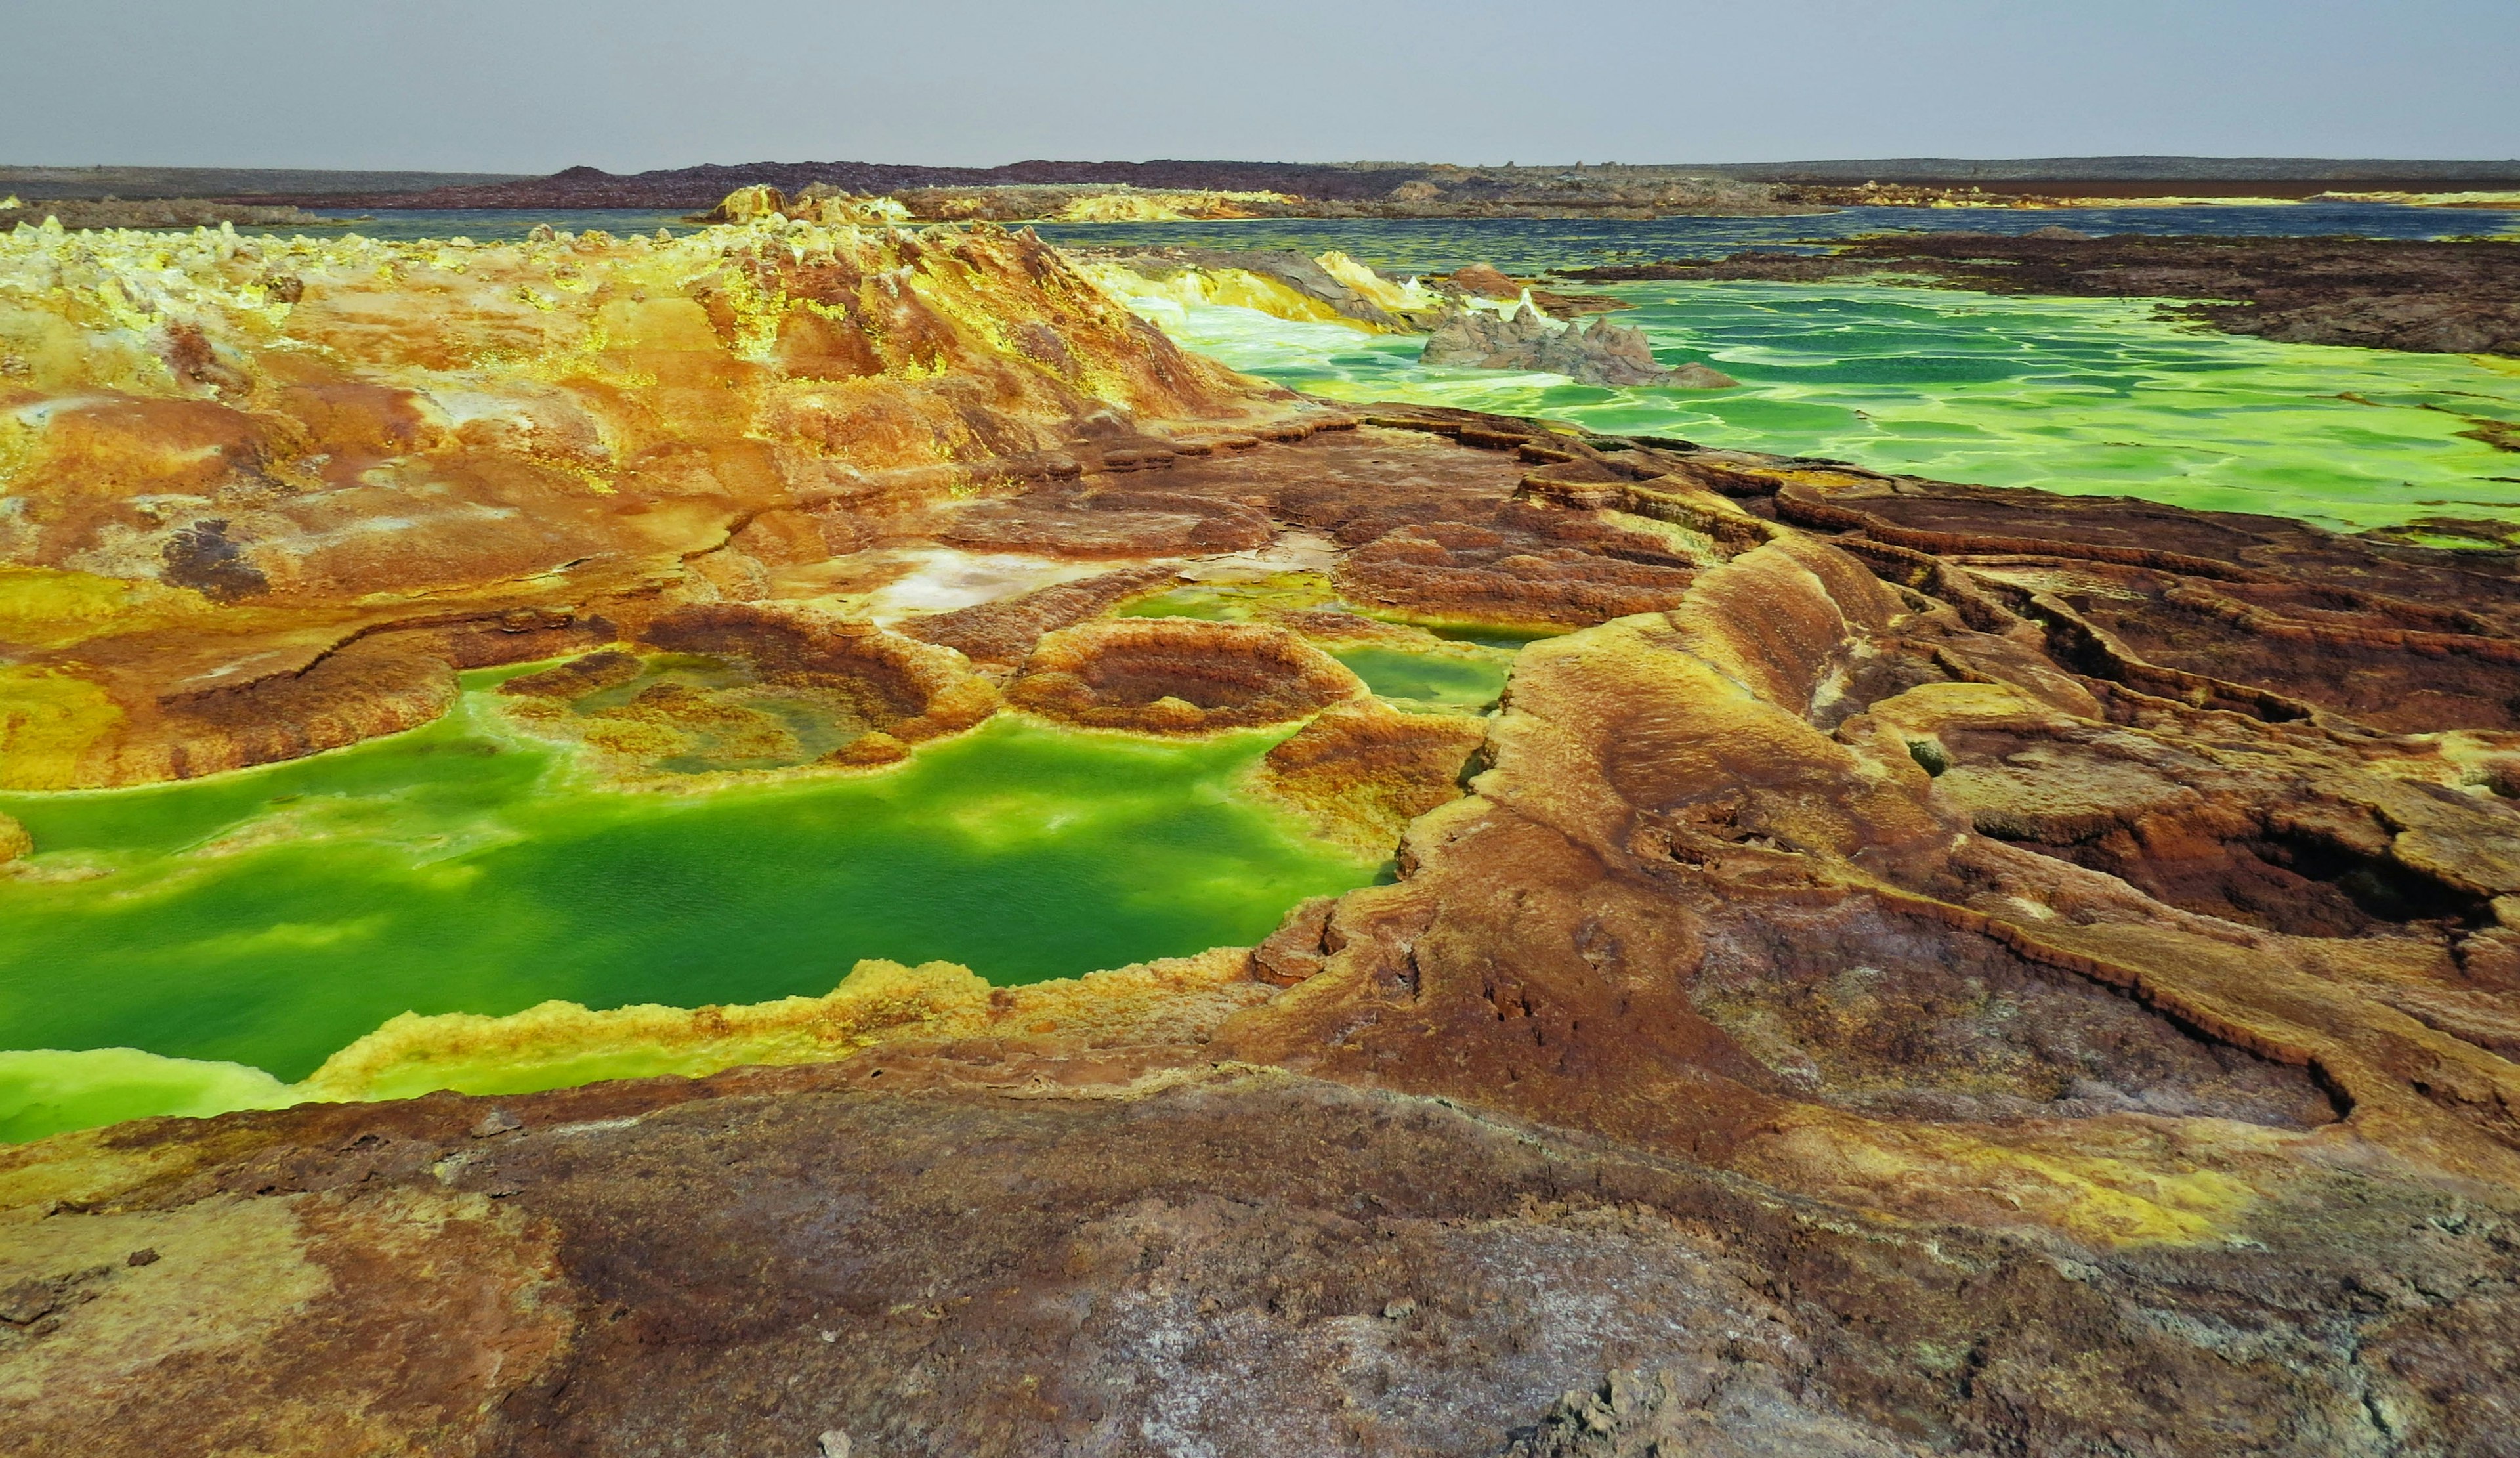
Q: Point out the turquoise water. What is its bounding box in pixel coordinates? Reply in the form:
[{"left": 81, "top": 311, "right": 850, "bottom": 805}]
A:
[
  {"left": 0, "top": 678, "right": 1375, "bottom": 1084},
  {"left": 1125, "top": 278, "right": 2520, "bottom": 535}
]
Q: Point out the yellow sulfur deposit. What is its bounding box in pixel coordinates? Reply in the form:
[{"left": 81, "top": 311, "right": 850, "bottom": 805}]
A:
[
  {"left": 301, "top": 947, "right": 1265, "bottom": 1100},
  {"left": 0, "top": 213, "right": 1323, "bottom": 787}
]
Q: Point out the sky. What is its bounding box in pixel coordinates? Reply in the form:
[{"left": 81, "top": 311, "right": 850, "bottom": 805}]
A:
[{"left": 4, "top": 0, "right": 2515, "bottom": 174}]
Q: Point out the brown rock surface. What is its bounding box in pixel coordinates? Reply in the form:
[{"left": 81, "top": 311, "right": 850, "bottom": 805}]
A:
[
  {"left": 896, "top": 563, "right": 1181, "bottom": 666},
  {"left": 1254, "top": 700, "right": 1490, "bottom": 854},
  {"left": 489, "top": 606, "right": 1001, "bottom": 779},
  {"left": 1007, "top": 618, "right": 1365, "bottom": 733}
]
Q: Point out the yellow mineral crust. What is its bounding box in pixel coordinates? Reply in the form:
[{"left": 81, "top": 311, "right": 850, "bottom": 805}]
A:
[
  {"left": 1047, "top": 190, "right": 1295, "bottom": 223},
  {"left": 297, "top": 947, "right": 1263, "bottom": 1102},
  {"left": 1070, "top": 253, "right": 1444, "bottom": 335},
  {"left": 1219, "top": 530, "right": 2520, "bottom": 1247},
  {"left": 0, "top": 216, "right": 1329, "bottom": 786},
  {"left": 0, "top": 1180, "right": 572, "bottom": 1456}
]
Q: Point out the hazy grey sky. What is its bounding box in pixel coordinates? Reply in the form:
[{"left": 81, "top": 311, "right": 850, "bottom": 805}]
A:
[{"left": 5, "top": 0, "right": 2515, "bottom": 172}]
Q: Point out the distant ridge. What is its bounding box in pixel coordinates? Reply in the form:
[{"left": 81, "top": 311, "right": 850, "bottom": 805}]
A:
[
  {"left": 0, "top": 165, "right": 530, "bottom": 201},
  {"left": 1692, "top": 156, "right": 2520, "bottom": 182},
  {"left": 12, "top": 157, "right": 2517, "bottom": 211}
]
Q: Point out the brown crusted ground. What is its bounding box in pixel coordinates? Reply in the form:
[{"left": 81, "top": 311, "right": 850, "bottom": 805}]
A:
[
  {"left": 1253, "top": 700, "right": 1490, "bottom": 853},
  {"left": 13, "top": 402, "right": 2520, "bottom": 1454},
  {"left": 1565, "top": 234, "right": 2520, "bottom": 356},
  {"left": 1007, "top": 618, "right": 1365, "bottom": 733}
]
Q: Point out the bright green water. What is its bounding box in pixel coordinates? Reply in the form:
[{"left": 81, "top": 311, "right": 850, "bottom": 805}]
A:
[
  {"left": 1127, "top": 279, "right": 2520, "bottom": 536},
  {"left": 0, "top": 677, "right": 1376, "bottom": 1089},
  {"left": 1112, "top": 584, "right": 1515, "bottom": 708},
  {"left": 1330, "top": 647, "right": 1511, "bottom": 710}
]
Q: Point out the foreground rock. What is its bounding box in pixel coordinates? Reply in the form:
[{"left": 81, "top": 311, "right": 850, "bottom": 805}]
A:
[
  {"left": 1423, "top": 305, "right": 1739, "bottom": 387},
  {"left": 1568, "top": 233, "right": 2520, "bottom": 356},
  {"left": 12, "top": 402, "right": 2520, "bottom": 1453}
]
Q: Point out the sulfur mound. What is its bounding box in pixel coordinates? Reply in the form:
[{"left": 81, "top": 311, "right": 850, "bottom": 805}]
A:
[
  {"left": 1007, "top": 618, "right": 1365, "bottom": 733},
  {"left": 0, "top": 216, "right": 1333, "bottom": 788}
]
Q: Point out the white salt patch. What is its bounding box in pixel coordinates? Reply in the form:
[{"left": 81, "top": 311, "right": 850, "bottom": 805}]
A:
[{"left": 862, "top": 547, "right": 1127, "bottom": 622}]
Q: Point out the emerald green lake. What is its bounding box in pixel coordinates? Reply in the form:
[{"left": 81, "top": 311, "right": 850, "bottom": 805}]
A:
[{"left": 0, "top": 678, "right": 1376, "bottom": 1087}]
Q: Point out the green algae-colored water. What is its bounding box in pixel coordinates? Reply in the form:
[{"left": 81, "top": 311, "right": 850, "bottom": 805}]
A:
[
  {"left": 1112, "top": 584, "right": 1517, "bottom": 709},
  {"left": 1329, "top": 647, "right": 1511, "bottom": 710},
  {"left": 1125, "top": 278, "right": 2520, "bottom": 537},
  {"left": 0, "top": 675, "right": 1377, "bottom": 1097}
]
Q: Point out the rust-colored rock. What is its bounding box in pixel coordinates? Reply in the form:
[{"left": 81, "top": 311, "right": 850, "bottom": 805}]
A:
[
  {"left": 489, "top": 606, "right": 999, "bottom": 779},
  {"left": 1255, "top": 700, "right": 1488, "bottom": 855},
  {"left": 1007, "top": 618, "right": 1364, "bottom": 733},
  {"left": 898, "top": 565, "right": 1179, "bottom": 666}
]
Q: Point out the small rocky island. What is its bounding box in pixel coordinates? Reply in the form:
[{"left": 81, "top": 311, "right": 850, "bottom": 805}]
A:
[{"left": 1422, "top": 304, "right": 1739, "bottom": 386}]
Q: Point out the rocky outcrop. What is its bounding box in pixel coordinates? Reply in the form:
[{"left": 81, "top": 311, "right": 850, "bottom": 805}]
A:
[
  {"left": 492, "top": 606, "right": 1000, "bottom": 779},
  {"left": 0, "top": 217, "right": 1339, "bottom": 788},
  {"left": 0, "top": 200, "right": 345, "bottom": 231},
  {"left": 1075, "top": 247, "right": 1448, "bottom": 332},
  {"left": 1253, "top": 700, "right": 1488, "bottom": 855},
  {"left": 1007, "top": 618, "right": 1364, "bottom": 733},
  {"left": 898, "top": 565, "right": 1181, "bottom": 666},
  {"left": 1423, "top": 306, "right": 1738, "bottom": 387},
  {"left": 936, "top": 479, "right": 1278, "bottom": 558}
]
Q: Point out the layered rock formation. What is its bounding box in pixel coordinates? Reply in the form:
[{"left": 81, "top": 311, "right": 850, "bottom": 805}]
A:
[
  {"left": 1007, "top": 618, "right": 1364, "bottom": 733},
  {"left": 496, "top": 606, "right": 1001, "bottom": 779},
  {"left": 12, "top": 399, "right": 2520, "bottom": 1453}
]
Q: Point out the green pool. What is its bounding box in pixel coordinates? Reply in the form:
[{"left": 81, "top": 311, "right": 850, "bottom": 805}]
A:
[
  {"left": 0, "top": 674, "right": 1377, "bottom": 1132},
  {"left": 1131, "top": 278, "right": 2520, "bottom": 536}
]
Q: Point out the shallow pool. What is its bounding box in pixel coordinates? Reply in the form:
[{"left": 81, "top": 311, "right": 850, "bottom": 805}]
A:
[{"left": 0, "top": 675, "right": 1377, "bottom": 1089}]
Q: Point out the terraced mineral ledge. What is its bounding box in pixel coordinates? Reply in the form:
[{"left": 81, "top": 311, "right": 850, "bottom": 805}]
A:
[{"left": 3, "top": 209, "right": 2520, "bottom": 1455}]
